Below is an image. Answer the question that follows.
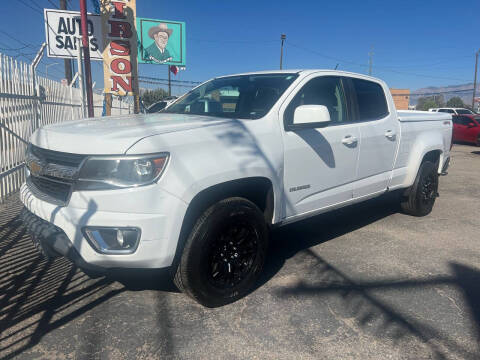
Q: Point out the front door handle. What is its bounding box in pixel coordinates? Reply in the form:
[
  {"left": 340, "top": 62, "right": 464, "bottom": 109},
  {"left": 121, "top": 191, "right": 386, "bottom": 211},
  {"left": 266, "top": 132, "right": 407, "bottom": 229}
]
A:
[
  {"left": 385, "top": 130, "right": 396, "bottom": 140},
  {"left": 341, "top": 135, "right": 358, "bottom": 147}
]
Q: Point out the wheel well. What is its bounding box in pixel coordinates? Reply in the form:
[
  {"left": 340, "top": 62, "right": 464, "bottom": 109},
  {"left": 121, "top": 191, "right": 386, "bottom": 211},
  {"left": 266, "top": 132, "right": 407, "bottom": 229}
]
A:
[
  {"left": 422, "top": 150, "right": 441, "bottom": 167},
  {"left": 172, "top": 177, "right": 274, "bottom": 270}
]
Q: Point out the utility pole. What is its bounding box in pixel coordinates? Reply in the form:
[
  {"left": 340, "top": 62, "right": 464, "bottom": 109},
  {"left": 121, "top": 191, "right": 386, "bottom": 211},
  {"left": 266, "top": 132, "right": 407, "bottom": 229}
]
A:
[
  {"left": 280, "top": 34, "right": 286, "bottom": 70},
  {"left": 59, "top": 0, "right": 72, "bottom": 84},
  {"left": 79, "top": 0, "right": 94, "bottom": 117},
  {"left": 472, "top": 49, "right": 479, "bottom": 111},
  {"left": 368, "top": 46, "right": 374, "bottom": 76},
  {"left": 168, "top": 66, "right": 171, "bottom": 96}
]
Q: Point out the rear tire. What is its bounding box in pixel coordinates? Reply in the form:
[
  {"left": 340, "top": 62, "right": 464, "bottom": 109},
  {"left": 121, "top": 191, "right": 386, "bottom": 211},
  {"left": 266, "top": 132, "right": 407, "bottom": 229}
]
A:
[
  {"left": 401, "top": 160, "right": 439, "bottom": 216},
  {"left": 174, "top": 197, "right": 268, "bottom": 307}
]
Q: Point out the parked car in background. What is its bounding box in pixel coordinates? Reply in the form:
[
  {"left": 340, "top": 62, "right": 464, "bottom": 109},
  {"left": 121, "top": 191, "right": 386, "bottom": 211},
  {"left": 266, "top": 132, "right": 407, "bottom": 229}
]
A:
[
  {"left": 452, "top": 114, "right": 480, "bottom": 146},
  {"left": 429, "top": 108, "right": 476, "bottom": 115},
  {"left": 20, "top": 70, "right": 452, "bottom": 307},
  {"left": 147, "top": 100, "right": 169, "bottom": 113},
  {"left": 146, "top": 96, "right": 179, "bottom": 113}
]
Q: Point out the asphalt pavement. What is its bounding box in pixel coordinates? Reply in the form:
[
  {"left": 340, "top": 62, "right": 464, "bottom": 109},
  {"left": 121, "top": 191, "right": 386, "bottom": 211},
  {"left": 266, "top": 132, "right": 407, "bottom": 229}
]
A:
[{"left": 1, "top": 144, "right": 479, "bottom": 360}]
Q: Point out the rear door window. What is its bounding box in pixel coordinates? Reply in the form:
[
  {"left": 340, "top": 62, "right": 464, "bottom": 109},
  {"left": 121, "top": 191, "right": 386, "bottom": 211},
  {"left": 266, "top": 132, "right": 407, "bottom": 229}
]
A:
[{"left": 349, "top": 78, "right": 389, "bottom": 121}]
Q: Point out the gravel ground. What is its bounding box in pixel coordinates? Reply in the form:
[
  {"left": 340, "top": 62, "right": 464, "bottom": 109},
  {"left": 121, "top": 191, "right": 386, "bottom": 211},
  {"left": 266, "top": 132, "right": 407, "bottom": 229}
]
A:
[{"left": 1, "top": 144, "right": 479, "bottom": 360}]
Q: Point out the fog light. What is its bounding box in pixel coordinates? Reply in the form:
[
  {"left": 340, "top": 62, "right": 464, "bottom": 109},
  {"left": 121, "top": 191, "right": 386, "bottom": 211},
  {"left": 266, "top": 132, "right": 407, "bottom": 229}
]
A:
[{"left": 82, "top": 227, "right": 141, "bottom": 254}]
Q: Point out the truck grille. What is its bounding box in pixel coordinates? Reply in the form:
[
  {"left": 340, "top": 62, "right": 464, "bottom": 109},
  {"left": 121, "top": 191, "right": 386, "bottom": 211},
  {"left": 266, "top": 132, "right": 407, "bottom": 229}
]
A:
[
  {"left": 27, "top": 176, "right": 72, "bottom": 206},
  {"left": 26, "top": 145, "right": 87, "bottom": 206},
  {"left": 30, "top": 145, "right": 86, "bottom": 168}
]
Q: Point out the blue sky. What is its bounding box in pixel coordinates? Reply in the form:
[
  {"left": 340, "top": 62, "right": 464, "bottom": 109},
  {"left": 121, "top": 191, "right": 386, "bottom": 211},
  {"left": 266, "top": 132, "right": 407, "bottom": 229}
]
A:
[{"left": 1, "top": 0, "right": 479, "bottom": 94}]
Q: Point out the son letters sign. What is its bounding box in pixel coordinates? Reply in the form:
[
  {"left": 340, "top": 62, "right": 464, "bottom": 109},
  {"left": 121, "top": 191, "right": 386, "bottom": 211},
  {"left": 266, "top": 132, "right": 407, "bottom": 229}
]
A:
[{"left": 100, "top": 0, "right": 139, "bottom": 96}]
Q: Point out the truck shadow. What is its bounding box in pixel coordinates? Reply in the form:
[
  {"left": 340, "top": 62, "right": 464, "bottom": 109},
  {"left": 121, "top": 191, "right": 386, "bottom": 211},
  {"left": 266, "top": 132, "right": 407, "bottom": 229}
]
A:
[
  {"left": 260, "top": 192, "right": 401, "bottom": 288},
  {"left": 254, "top": 193, "right": 480, "bottom": 359}
]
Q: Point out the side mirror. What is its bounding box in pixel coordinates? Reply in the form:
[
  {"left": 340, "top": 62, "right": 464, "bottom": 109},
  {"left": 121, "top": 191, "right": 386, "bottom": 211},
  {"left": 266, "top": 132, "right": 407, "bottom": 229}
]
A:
[
  {"left": 292, "top": 105, "right": 331, "bottom": 129},
  {"left": 468, "top": 122, "right": 476, "bottom": 128}
]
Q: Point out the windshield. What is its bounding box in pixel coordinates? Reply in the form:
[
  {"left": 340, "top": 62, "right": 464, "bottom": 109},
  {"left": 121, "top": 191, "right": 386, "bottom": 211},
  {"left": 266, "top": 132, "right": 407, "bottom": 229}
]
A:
[
  {"left": 456, "top": 109, "right": 474, "bottom": 114},
  {"left": 163, "top": 73, "right": 298, "bottom": 119}
]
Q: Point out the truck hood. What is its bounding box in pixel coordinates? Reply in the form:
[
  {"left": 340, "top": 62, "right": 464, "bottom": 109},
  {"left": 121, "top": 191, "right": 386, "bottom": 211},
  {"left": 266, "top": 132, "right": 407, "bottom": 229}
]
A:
[{"left": 30, "top": 113, "right": 232, "bottom": 154}]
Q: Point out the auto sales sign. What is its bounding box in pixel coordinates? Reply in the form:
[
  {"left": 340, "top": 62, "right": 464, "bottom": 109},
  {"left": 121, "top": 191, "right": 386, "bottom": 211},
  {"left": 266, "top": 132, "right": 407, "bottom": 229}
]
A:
[{"left": 44, "top": 9, "right": 103, "bottom": 60}]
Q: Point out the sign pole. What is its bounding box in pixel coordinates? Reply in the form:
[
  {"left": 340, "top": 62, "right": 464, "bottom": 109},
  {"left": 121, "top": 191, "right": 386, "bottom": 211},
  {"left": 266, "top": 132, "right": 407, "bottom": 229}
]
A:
[
  {"left": 168, "top": 66, "right": 171, "bottom": 96},
  {"left": 77, "top": 38, "right": 86, "bottom": 117},
  {"left": 79, "top": 0, "right": 95, "bottom": 117},
  {"left": 105, "top": 93, "right": 112, "bottom": 116}
]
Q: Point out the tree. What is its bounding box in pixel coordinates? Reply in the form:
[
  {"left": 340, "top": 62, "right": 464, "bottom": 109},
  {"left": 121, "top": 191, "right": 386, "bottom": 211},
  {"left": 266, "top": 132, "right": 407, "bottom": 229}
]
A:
[
  {"left": 416, "top": 96, "right": 442, "bottom": 111},
  {"left": 141, "top": 88, "right": 169, "bottom": 107},
  {"left": 446, "top": 96, "right": 465, "bottom": 108}
]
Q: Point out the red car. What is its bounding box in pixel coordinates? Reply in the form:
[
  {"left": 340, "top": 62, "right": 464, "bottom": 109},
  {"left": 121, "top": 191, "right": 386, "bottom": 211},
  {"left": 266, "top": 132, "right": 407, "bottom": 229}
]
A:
[{"left": 452, "top": 114, "right": 480, "bottom": 146}]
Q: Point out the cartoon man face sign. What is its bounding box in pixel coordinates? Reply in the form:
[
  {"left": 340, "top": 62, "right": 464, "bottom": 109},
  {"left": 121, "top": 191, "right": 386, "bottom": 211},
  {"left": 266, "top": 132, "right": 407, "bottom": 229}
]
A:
[
  {"left": 144, "top": 23, "right": 173, "bottom": 63},
  {"left": 153, "top": 31, "right": 169, "bottom": 51}
]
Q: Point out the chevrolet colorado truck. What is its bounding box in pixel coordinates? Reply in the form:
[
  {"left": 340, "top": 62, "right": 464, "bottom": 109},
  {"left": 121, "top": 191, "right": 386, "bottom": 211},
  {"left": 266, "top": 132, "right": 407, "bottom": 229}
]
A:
[{"left": 20, "top": 70, "right": 452, "bottom": 307}]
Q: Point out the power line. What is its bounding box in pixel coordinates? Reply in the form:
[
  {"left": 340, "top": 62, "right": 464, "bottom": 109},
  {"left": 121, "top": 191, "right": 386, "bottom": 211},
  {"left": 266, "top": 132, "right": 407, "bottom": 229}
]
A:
[
  {"left": 139, "top": 75, "right": 202, "bottom": 84},
  {"left": 27, "top": 0, "right": 45, "bottom": 11},
  {"left": 17, "top": 0, "right": 43, "bottom": 14},
  {"left": 0, "top": 29, "right": 65, "bottom": 77},
  {"left": 0, "top": 44, "right": 29, "bottom": 51},
  {"left": 287, "top": 41, "right": 470, "bottom": 82},
  {"left": 45, "top": 0, "right": 60, "bottom": 9},
  {"left": 139, "top": 79, "right": 197, "bottom": 88},
  {"left": 411, "top": 88, "right": 475, "bottom": 97}
]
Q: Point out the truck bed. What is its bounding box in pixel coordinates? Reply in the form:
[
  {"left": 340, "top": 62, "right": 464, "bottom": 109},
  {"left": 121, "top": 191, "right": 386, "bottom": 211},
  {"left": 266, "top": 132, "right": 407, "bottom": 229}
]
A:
[{"left": 397, "top": 110, "right": 451, "bottom": 122}]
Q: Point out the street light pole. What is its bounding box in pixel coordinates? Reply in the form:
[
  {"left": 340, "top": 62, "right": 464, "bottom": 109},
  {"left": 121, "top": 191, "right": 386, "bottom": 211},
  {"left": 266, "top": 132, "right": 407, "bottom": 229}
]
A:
[
  {"left": 79, "top": 0, "right": 94, "bottom": 117},
  {"left": 472, "top": 49, "right": 479, "bottom": 111},
  {"left": 280, "top": 34, "right": 286, "bottom": 70},
  {"left": 45, "top": 63, "right": 59, "bottom": 80}
]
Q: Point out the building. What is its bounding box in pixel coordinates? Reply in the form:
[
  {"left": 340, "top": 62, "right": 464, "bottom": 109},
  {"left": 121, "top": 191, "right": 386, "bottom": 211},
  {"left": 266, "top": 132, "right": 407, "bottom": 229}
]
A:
[{"left": 390, "top": 89, "right": 410, "bottom": 110}]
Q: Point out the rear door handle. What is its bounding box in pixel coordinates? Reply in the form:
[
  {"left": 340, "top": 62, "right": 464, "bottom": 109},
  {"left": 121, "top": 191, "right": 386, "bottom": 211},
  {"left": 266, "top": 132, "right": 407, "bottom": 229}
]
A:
[
  {"left": 341, "top": 135, "right": 358, "bottom": 146},
  {"left": 385, "top": 130, "right": 396, "bottom": 140}
]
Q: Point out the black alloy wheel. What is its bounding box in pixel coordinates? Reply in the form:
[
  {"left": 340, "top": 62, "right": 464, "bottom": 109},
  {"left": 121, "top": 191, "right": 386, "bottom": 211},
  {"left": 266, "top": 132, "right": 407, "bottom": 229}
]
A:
[
  {"left": 401, "top": 160, "right": 439, "bottom": 217},
  {"left": 207, "top": 219, "right": 259, "bottom": 290},
  {"left": 174, "top": 197, "right": 269, "bottom": 307},
  {"left": 420, "top": 172, "right": 438, "bottom": 206}
]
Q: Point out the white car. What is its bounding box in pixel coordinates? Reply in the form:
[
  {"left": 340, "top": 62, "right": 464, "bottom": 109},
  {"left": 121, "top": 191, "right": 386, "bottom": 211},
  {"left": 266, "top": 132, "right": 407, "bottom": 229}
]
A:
[
  {"left": 21, "top": 70, "right": 452, "bottom": 307},
  {"left": 428, "top": 107, "right": 475, "bottom": 115}
]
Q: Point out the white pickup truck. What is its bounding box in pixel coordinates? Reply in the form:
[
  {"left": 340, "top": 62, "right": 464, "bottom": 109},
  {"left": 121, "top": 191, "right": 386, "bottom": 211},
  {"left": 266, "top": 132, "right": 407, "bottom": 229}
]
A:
[{"left": 20, "top": 70, "right": 452, "bottom": 307}]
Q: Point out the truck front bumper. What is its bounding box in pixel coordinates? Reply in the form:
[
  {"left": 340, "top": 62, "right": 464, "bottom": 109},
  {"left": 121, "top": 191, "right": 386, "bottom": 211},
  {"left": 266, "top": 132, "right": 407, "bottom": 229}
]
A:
[{"left": 19, "top": 182, "right": 188, "bottom": 270}]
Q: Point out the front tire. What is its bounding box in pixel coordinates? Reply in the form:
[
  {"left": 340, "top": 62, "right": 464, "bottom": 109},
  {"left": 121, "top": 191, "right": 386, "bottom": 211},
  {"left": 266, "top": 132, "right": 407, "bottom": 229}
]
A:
[
  {"left": 401, "top": 160, "right": 439, "bottom": 216},
  {"left": 174, "top": 197, "right": 268, "bottom": 307}
]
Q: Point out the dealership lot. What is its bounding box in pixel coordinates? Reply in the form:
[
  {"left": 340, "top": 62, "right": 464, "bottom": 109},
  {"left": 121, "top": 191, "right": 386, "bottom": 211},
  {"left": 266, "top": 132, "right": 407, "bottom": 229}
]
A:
[{"left": 1, "top": 144, "right": 479, "bottom": 360}]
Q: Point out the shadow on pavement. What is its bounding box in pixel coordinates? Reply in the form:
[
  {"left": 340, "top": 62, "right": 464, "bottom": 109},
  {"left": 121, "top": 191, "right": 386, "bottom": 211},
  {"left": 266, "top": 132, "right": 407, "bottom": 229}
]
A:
[
  {"left": 274, "top": 249, "right": 480, "bottom": 359},
  {"left": 0, "top": 200, "right": 124, "bottom": 360},
  {"left": 2, "top": 192, "right": 480, "bottom": 359}
]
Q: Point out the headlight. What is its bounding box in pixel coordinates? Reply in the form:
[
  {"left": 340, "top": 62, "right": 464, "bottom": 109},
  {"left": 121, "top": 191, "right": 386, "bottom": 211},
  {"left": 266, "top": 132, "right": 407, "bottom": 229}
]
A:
[{"left": 76, "top": 153, "right": 169, "bottom": 190}]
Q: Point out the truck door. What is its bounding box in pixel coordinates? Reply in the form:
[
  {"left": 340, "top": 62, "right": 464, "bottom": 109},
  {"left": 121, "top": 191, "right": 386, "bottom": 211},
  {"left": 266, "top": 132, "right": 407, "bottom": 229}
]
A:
[
  {"left": 280, "top": 75, "right": 360, "bottom": 218},
  {"left": 345, "top": 77, "right": 400, "bottom": 198}
]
